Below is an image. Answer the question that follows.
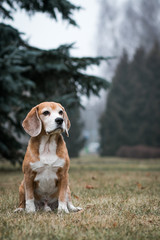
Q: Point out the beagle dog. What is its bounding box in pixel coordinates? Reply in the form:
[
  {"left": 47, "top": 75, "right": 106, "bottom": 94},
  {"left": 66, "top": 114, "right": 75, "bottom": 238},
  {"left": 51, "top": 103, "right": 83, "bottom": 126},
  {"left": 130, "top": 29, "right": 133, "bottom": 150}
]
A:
[{"left": 15, "top": 102, "right": 82, "bottom": 213}]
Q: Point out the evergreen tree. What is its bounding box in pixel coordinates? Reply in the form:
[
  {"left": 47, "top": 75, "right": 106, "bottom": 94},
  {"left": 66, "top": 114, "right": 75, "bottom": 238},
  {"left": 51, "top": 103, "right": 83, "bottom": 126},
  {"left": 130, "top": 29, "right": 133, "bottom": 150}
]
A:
[
  {"left": 143, "top": 42, "right": 160, "bottom": 146},
  {"left": 100, "top": 51, "right": 130, "bottom": 155},
  {"left": 100, "top": 43, "right": 160, "bottom": 156},
  {"left": 65, "top": 106, "right": 85, "bottom": 158},
  {"left": 0, "top": 1, "right": 110, "bottom": 163},
  {"left": 128, "top": 47, "right": 149, "bottom": 145}
]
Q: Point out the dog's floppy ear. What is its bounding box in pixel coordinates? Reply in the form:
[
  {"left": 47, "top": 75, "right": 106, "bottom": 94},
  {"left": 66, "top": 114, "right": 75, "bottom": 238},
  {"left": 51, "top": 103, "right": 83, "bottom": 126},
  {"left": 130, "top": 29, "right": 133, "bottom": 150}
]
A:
[
  {"left": 63, "top": 109, "right": 71, "bottom": 137},
  {"left": 22, "top": 106, "right": 42, "bottom": 137},
  {"left": 58, "top": 104, "right": 71, "bottom": 137}
]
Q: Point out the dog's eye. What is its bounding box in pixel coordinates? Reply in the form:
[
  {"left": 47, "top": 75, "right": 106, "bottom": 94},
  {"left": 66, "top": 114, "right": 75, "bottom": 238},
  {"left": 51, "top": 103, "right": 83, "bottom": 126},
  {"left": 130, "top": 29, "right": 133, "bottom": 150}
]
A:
[
  {"left": 59, "top": 110, "right": 63, "bottom": 115},
  {"left": 43, "top": 111, "right": 50, "bottom": 116}
]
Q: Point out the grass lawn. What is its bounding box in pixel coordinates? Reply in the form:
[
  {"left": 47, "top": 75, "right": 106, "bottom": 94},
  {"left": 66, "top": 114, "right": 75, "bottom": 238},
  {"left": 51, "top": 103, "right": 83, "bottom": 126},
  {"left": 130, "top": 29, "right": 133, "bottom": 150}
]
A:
[{"left": 0, "top": 156, "right": 160, "bottom": 240}]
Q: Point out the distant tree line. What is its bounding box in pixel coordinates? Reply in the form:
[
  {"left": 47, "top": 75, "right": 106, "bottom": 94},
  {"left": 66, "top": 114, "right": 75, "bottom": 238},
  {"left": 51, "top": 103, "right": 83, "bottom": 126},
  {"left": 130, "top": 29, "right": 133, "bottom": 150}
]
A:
[
  {"left": 98, "top": 0, "right": 160, "bottom": 80},
  {"left": 100, "top": 42, "right": 160, "bottom": 156},
  {"left": 0, "top": 0, "right": 110, "bottom": 163}
]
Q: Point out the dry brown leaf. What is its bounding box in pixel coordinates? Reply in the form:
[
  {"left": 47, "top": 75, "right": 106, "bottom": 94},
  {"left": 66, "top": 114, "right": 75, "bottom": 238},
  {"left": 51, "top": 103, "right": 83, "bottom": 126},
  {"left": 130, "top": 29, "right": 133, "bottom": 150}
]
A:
[
  {"left": 113, "top": 222, "right": 118, "bottom": 227},
  {"left": 136, "top": 182, "right": 142, "bottom": 189},
  {"left": 86, "top": 204, "right": 93, "bottom": 209},
  {"left": 72, "top": 194, "right": 79, "bottom": 199},
  {"left": 136, "top": 182, "right": 145, "bottom": 189},
  {"left": 72, "top": 193, "right": 79, "bottom": 199},
  {"left": 92, "top": 176, "right": 97, "bottom": 180},
  {"left": 85, "top": 184, "right": 94, "bottom": 189}
]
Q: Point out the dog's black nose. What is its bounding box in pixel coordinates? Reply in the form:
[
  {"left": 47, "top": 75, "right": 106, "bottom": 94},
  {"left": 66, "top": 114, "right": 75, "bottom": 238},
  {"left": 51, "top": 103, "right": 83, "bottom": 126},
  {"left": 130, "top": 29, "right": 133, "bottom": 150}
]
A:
[{"left": 55, "top": 117, "right": 63, "bottom": 125}]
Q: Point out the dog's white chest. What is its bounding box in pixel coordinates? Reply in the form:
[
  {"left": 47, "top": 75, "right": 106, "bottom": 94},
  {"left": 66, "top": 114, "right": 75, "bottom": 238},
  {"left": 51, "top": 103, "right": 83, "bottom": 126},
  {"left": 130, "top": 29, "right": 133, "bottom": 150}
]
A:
[{"left": 30, "top": 136, "right": 65, "bottom": 199}]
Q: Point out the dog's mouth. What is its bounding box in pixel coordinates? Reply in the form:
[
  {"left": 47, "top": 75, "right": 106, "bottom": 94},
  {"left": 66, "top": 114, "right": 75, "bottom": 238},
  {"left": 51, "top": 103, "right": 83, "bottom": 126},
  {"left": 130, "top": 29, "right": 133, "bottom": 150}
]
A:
[{"left": 46, "top": 127, "right": 63, "bottom": 135}]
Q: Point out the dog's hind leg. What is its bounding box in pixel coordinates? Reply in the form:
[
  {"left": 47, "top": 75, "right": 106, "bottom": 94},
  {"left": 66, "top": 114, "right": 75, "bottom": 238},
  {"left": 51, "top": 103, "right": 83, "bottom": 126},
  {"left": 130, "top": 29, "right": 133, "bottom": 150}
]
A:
[
  {"left": 67, "top": 186, "right": 82, "bottom": 212},
  {"left": 14, "top": 180, "right": 25, "bottom": 212}
]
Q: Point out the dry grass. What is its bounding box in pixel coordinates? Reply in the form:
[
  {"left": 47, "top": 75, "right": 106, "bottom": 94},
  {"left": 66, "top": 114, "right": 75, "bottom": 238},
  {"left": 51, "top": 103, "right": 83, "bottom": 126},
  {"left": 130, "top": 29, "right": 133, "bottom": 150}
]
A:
[{"left": 0, "top": 156, "right": 160, "bottom": 240}]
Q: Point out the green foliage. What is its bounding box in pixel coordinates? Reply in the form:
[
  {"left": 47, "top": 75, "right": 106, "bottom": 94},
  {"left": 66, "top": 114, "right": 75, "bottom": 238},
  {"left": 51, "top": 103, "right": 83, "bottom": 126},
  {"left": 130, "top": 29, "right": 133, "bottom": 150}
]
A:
[
  {"left": 100, "top": 43, "right": 160, "bottom": 156},
  {"left": 0, "top": 1, "right": 109, "bottom": 162},
  {"left": 0, "top": 24, "right": 35, "bottom": 162},
  {"left": 0, "top": 0, "right": 80, "bottom": 25}
]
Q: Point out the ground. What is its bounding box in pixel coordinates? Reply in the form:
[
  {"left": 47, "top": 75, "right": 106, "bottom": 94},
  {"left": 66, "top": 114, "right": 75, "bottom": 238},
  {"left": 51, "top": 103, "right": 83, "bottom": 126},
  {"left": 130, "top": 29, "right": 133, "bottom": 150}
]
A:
[{"left": 0, "top": 156, "right": 160, "bottom": 240}]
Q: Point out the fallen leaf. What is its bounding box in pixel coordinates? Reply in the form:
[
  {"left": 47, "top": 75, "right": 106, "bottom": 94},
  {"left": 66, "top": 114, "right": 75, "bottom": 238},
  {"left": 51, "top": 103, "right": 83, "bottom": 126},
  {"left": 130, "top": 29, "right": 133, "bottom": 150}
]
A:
[
  {"left": 86, "top": 204, "right": 93, "bottom": 209},
  {"left": 136, "top": 182, "right": 145, "bottom": 189},
  {"left": 92, "top": 176, "right": 97, "bottom": 180},
  {"left": 72, "top": 193, "right": 79, "bottom": 199},
  {"left": 85, "top": 184, "right": 94, "bottom": 189},
  {"left": 136, "top": 182, "right": 142, "bottom": 189},
  {"left": 113, "top": 222, "right": 118, "bottom": 227}
]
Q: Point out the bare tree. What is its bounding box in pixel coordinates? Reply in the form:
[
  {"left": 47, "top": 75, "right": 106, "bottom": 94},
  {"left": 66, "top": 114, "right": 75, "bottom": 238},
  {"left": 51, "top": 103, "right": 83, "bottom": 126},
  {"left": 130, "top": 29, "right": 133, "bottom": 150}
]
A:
[{"left": 98, "top": 0, "right": 160, "bottom": 63}]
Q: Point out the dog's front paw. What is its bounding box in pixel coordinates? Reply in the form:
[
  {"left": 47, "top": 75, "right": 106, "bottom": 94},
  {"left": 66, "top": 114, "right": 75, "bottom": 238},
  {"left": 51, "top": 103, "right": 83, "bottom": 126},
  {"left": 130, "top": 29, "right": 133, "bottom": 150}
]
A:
[
  {"left": 68, "top": 203, "right": 82, "bottom": 212},
  {"left": 58, "top": 201, "right": 69, "bottom": 214},
  {"left": 14, "top": 208, "right": 24, "bottom": 213},
  {"left": 26, "top": 206, "right": 36, "bottom": 213},
  {"left": 70, "top": 206, "right": 82, "bottom": 212},
  {"left": 26, "top": 199, "right": 36, "bottom": 213},
  {"left": 44, "top": 205, "right": 52, "bottom": 212}
]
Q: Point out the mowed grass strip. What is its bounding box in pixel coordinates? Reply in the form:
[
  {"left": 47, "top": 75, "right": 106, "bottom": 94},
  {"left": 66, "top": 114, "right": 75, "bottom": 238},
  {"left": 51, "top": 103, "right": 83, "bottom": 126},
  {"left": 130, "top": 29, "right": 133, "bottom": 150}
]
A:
[{"left": 0, "top": 156, "right": 160, "bottom": 240}]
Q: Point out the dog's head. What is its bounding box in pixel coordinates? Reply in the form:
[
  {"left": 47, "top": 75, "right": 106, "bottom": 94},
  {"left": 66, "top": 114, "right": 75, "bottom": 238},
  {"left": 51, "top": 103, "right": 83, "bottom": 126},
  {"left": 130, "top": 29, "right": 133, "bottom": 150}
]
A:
[{"left": 22, "top": 102, "right": 70, "bottom": 137}]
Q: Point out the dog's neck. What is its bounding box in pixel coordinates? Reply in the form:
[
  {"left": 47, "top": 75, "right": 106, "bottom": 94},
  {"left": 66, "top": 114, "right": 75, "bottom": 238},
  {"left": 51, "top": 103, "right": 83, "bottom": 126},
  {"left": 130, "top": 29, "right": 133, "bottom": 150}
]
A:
[
  {"left": 29, "top": 133, "right": 61, "bottom": 163},
  {"left": 39, "top": 134, "right": 58, "bottom": 164}
]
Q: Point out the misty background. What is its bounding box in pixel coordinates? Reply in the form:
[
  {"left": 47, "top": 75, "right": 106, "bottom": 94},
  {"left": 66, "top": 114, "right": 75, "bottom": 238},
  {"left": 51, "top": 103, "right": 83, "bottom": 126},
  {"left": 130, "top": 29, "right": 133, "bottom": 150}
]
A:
[{"left": 1, "top": 0, "right": 160, "bottom": 162}]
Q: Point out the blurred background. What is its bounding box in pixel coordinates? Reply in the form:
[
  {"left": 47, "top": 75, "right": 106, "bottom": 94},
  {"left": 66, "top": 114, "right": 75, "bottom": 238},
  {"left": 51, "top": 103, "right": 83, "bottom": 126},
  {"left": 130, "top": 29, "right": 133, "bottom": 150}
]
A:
[{"left": 0, "top": 0, "right": 160, "bottom": 164}]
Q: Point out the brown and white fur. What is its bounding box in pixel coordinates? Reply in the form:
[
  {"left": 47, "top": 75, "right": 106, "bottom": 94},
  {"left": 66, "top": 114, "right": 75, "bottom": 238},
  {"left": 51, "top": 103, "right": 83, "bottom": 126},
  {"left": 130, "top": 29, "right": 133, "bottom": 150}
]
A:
[{"left": 15, "top": 102, "right": 82, "bottom": 213}]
